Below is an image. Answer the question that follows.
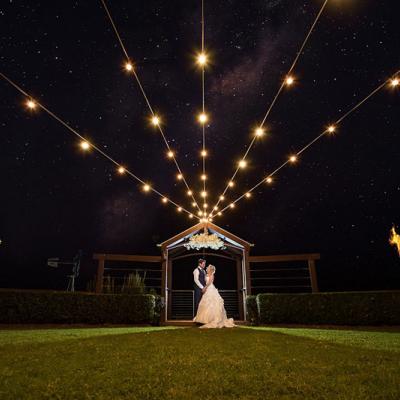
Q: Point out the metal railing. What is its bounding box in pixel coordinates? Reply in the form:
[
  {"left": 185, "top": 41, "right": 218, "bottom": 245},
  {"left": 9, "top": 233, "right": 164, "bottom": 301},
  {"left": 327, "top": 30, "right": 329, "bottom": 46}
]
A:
[{"left": 169, "top": 289, "right": 239, "bottom": 320}]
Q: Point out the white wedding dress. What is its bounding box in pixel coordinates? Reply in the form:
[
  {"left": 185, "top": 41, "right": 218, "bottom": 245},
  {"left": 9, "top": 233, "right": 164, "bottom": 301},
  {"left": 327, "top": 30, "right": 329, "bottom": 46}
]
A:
[{"left": 193, "top": 274, "right": 235, "bottom": 328}]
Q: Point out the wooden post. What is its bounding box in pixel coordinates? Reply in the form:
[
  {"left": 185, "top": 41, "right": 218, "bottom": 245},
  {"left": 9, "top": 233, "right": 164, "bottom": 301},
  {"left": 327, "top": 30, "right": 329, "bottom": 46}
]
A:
[
  {"left": 95, "top": 257, "right": 105, "bottom": 293},
  {"left": 244, "top": 247, "right": 251, "bottom": 295},
  {"left": 167, "top": 258, "right": 173, "bottom": 320},
  {"left": 308, "top": 259, "right": 319, "bottom": 293},
  {"left": 236, "top": 257, "right": 244, "bottom": 320},
  {"left": 160, "top": 250, "right": 167, "bottom": 323}
]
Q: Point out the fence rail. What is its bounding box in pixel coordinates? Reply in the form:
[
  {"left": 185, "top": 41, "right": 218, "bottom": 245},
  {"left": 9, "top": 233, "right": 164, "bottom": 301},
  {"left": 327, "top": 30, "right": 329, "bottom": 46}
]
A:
[{"left": 169, "top": 290, "right": 239, "bottom": 320}]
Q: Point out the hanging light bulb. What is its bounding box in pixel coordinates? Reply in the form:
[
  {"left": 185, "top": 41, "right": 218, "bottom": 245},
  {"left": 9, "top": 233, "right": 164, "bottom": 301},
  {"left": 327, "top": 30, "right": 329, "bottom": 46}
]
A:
[
  {"left": 255, "top": 127, "right": 265, "bottom": 137},
  {"left": 390, "top": 78, "right": 399, "bottom": 87},
  {"left": 285, "top": 75, "right": 295, "bottom": 86},
  {"left": 196, "top": 52, "right": 208, "bottom": 66},
  {"left": 198, "top": 113, "right": 208, "bottom": 124},
  {"left": 151, "top": 115, "right": 160, "bottom": 126},
  {"left": 80, "top": 141, "right": 90, "bottom": 151},
  {"left": 125, "top": 62, "right": 134, "bottom": 72},
  {"left": 238, "top": 160, "right": 247, "bottom": 169},
  {"left": 327, "top": 125, "right": 336, "bottom": 133},
  {"left": 26, "top": 99, "right": 37, "bottom": 110}
]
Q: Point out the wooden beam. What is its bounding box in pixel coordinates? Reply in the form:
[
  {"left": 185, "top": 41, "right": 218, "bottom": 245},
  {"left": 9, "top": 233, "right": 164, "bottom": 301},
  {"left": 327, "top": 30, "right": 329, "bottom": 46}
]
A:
[
  {"left": 249, "top": 253, "right": 320, "bottom": 263},
  {"left": 308, "top": 259, "right": 319, "bottom": 293},
  {"left": 93, "top": 254, "right": 162, "bottom": 263}
]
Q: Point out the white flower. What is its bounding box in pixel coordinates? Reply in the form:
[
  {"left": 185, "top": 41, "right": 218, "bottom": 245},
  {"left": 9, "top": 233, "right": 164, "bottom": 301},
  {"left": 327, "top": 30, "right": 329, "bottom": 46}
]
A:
[{"left": 184, "top": 233, "right": 226, "bottom": 250}]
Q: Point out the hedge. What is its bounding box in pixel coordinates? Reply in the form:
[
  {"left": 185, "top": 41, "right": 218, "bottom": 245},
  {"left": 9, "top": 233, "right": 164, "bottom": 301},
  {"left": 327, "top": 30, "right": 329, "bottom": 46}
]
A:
[
  {"left": 252, "top": 291, "right": 400, "bottom": 325},
  {"left": 0, "top": 289, "right": 156, "bottom": 324}
]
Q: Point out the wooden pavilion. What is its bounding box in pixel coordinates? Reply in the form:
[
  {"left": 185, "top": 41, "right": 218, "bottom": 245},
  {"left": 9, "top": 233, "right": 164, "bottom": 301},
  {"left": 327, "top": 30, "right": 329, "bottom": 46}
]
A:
[{"left": 94, "top": 222, "right": 320, "bottom": 323}]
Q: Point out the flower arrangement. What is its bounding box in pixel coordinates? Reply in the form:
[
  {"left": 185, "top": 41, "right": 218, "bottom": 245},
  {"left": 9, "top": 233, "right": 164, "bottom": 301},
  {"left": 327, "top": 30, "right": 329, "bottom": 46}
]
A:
[{"left": 184, "top": 232, "right": 226, "bottom": 250}]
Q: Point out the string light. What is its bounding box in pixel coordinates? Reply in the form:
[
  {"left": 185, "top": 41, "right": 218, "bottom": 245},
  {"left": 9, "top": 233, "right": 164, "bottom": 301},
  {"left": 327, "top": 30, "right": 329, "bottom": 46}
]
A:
[
  {"left": 228, "top": 181, "right": 235, "bottom": 188},
  {"left": 245, "top": 192, "right": 252, "bottom": 198},
  {"left": 201, "top": 174, "right": 207, "bottom": 181},
  {"left": 203, "top": 203, "right": 208, "bottom": 208},
  {"left": 99, "top": 1, "right": 201, "bottom": 213},
  {"left": 187, "top": 190, "right": 193, "bottom": 196},
  {"left": 238, "top": 160, "right": 247, "bottom": 169},
  {"left": 189, "top": 213, "right": 193, "bottom": 219},
  {"left": 201, "top": 150, "right": 207, "bottom": 157},
  {"left": 0, "top": 72, "right": 202, "bottom": 222},
  {"left": 327, "top": 125, "right": 336, "bottom": 133},
  {"left": 125, "top": 62, "right": 134, "bottom": 72},
  {"left": 285, "top": 75, "right": 295, "bottom": 86},
  {"left": 390, "top": 78, "right": 399, "bottom": 87},
  {"left": 196, "top": 52, "right": 208, "bottom": 66},
  {"left": 198, "top": 211, "right": 203, "bottom": 216},
  {"left": 229, "top": 203, "right": 235, "bottom": 209},
  {"left": 167, "top": 150, "right": 174, "bottom": 158},
  {"left": 177, "top": 174, "right": 183, "bottom": 180},
  {"left": 80, "top": 141, "right": 90, "bottom": 151},
  {"left": 213, "top": 206, "right": 219, "bottom": 211},
  {"left": 255, "top": 127, "right": 265, "bottom": 137},
  {"left": 151, "top": 115, "right": 161, "bottom": 126},
  {"left": 219, "top": 195, "right": 225, "bottom": 201},
  {"left": 192, "top": 201, "right": 197, "bottom": 207},
  {"left": 26, "top": 99, "right": 36, "bottom": 110},
  {"left": 217, "top": 212, "right": 222, "bottom": 216},
  {"left": 201, "top": 191, "right": 207, "bottom": 198},
  {"left": 117, "top": 166, "right": 126, "bottom": 174},
  {"left": 216, "top": 71, "right": 400, "bottom": 219},
  {"left": 177, "top": 207, "right": 182, "bottom": 212},
  {"left": 209, "top": 1, "right": 329, "bottom": 216},
  {"left": 198, "top": 112, "right": 208, "bottom": 124}
]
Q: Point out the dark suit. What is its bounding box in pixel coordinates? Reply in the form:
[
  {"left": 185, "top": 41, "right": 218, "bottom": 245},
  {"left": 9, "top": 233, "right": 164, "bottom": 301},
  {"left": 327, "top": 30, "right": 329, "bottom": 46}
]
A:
[{"left": 194, "top": 267, "right": 206, "bottom": 315}]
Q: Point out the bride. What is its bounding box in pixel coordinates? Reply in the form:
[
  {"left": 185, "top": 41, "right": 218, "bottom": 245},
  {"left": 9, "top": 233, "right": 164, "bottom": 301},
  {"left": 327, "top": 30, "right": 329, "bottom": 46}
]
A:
[{"left": 193, "top": 264, "right": 235, "bottom": 328}]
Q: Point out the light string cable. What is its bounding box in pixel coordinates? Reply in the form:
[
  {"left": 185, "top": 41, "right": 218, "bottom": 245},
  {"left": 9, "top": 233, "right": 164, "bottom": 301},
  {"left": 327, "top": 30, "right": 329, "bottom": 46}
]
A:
[
  {"left": 211, "top": 71, "right": 400, "bottom": 217},
  {"left": 210, "top": 0, "right": 330, "bottom": 216},
  {"left": 196, "top": 0, "right": 209, "bottom": 219},
  {"left": 0, "top": 72, "right": 200, "bottom": 220},
  {"left": 99, "top": 0, "right": 201, "bottom": 212}
]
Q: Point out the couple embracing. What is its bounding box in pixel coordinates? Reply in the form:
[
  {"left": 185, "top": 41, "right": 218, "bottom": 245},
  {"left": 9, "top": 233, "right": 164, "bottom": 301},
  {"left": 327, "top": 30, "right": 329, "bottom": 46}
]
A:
[{"left": 192, "top": 258, "right": 235, "bottom": 329}]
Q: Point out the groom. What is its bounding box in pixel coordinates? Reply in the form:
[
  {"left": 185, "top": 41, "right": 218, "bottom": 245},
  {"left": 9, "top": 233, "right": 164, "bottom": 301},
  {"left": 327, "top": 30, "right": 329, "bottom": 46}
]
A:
[{"left": 193, "top": 258, "right": 207, "bottom": 315}]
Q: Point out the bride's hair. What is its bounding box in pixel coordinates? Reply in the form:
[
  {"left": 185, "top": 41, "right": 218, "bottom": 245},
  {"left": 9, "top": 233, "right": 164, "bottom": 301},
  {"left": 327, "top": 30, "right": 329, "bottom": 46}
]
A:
[{"left": 207, "top": 264, "right": 216, "bottom": 274}]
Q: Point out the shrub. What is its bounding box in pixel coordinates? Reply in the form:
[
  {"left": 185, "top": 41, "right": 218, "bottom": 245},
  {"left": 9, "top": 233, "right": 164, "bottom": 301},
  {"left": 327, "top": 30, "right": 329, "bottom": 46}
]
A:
[
  {"left": 246, "top": 295, "right": 259, "bottom": 325},
  {"left": 257, "top": 291, "right": 400, "bottom": 325},
  {"left": 0, "top": 289, "right": 156, "bottom": 324}
]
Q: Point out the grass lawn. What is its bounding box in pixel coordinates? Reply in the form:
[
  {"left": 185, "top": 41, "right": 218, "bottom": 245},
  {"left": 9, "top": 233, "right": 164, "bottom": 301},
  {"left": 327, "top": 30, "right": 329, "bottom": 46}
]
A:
[{"left": 0, "top": 326, "right": 399, "bottom": 399}]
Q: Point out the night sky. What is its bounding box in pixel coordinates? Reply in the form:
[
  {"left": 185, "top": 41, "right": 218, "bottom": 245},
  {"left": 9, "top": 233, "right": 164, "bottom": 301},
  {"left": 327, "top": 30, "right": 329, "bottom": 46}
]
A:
[{"left": 1, "top": 0, "right": 399, "bottom": 291}]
